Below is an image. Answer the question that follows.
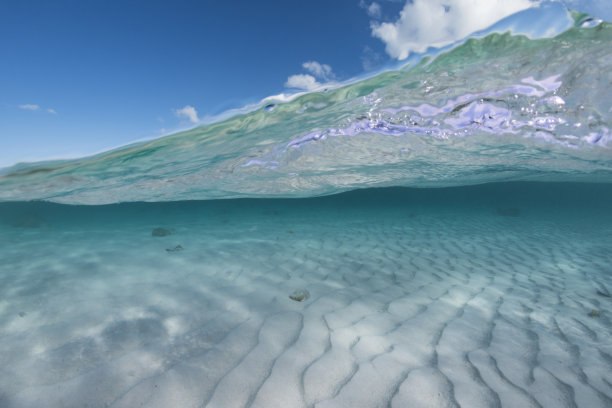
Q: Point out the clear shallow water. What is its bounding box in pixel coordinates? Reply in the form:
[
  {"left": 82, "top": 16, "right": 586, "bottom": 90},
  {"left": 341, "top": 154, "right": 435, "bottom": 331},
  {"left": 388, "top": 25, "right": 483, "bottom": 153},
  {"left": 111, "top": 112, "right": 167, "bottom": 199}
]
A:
[
  {"left": 1, "top": 3, "right": 612, "bottom": 408},
  {"left": 1, "top": 183, "right": 611, "bottom": 407}
]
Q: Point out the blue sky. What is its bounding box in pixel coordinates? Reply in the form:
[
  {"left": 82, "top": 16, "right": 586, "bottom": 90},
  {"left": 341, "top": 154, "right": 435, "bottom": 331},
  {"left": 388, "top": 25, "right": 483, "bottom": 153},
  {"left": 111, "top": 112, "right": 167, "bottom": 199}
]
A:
[
  {"left": 0, "top": 0, "right": 394, "bottom": 167},
  {"left": 0, "top": 0, "right": 605, "bottom": 168}
]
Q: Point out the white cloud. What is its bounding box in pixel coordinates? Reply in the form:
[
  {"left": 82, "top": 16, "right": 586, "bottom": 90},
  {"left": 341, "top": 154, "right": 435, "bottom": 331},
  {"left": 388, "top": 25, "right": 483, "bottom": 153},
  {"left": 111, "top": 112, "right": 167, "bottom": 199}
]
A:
[
  {"left": 174, "top": 105, "right": 199, "bottom": 123},
  {"left": 19, "top": 104, "right": 39, "bottom": 111},
  {"left": 368, "top": 2, "right": 382, "bottom": 19},
  {"left": 285, "top": 61, "right": 336, "bottom": 91},
  {"left": 285, "top": 74, "right": 321, "bottom": 91},
  {"left": 47, "top": 108, "right": 57, "bottom": 114},
  {"left": 302, "top": 61, "right": 334, "bottom": 81},
  {"left": 359, "top": 0, "right": 384, "bottom": 19},
  {"left": 371, "top": 0, "right": 538, "bottom": 60}
]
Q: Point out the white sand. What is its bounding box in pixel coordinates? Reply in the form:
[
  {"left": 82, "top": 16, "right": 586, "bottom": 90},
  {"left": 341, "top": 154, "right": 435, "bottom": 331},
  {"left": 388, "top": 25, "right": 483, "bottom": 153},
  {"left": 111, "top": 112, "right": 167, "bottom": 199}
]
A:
[{"left": 0, "top": 197, "right": 610, "bottom": 407}]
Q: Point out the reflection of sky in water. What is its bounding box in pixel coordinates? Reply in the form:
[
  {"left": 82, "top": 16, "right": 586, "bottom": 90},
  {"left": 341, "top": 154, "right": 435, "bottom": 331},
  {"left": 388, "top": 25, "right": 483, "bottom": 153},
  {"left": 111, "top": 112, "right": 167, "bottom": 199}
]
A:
[{"left": 563, "top": 0, "right": 611, "bottom": 20}]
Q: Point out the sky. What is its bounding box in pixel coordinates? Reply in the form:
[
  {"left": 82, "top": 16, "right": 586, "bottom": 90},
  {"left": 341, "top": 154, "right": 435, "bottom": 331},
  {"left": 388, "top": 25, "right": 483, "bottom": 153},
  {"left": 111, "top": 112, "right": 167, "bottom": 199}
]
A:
[{"left": 0, "top": 0, "right": 606, "bottom": 168}]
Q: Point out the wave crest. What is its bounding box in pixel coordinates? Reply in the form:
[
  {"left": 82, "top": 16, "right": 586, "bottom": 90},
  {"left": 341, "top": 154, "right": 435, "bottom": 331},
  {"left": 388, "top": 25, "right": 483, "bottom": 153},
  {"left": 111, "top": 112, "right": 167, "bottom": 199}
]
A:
[{"left": 1, "top": 6, "right": 611, "bottom": 204}]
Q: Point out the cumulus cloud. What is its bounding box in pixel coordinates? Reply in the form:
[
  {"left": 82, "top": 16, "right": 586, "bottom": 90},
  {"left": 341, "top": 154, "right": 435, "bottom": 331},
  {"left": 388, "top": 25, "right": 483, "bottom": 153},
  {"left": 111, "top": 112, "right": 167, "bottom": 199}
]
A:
[
  {"left": 174, "top": 105, "right": 199, "bottom": 123},
  {"left": 19, "top": 104, "right": 39, "bottom": 110},
  {"left": 371, "top": 0, "right": 538, "bottom": 60},
  {"left": 285, "top": 74, "right": 321, "bottom": 91},
  {"left": 367, "top": 2, "right": 382, "bottom": 19},
  {"left": 302, "top": 61, "right": 334, "bottom": 81},
  {"left": 359, "top": 0, "right": 383, "bottom": 19},
  {"left": 285, "top": 61, "right": 336, "bottom": 91}
]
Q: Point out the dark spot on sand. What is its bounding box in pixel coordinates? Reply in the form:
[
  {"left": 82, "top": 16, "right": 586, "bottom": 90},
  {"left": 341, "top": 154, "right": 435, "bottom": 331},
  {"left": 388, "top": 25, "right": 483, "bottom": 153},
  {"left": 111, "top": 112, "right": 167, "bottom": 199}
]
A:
[
  {"left": 289, "top": 289, "right": 310, "bottom": 302},
  {"left": 18, "top": 311, "right": 26, "bottom": 317},
  {"left": 166, "top": 245, "right": 183, "bottom": 253},
  {"left": 596, "top": 290, "right": 610, "bottom": 298},
  {"left": 588, "top": 309, "right": 600, "bottom": 318},
  {"left": 152, "top": 227, "right": 173, "bottom": 237}
]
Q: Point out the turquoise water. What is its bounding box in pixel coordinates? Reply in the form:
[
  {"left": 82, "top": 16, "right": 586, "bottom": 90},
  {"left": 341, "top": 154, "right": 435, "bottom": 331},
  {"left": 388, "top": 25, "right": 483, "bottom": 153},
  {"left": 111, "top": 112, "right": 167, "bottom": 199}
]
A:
[
  {"left": 1, "top": 183, "right": 611, "bottom": 407},
  {"left": 1, "top": 3, "right": 612, "bottom": 408}
]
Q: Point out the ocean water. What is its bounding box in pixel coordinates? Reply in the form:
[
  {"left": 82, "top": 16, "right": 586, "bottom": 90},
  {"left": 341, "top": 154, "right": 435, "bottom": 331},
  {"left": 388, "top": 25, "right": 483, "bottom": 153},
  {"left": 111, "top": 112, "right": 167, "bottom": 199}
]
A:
[{"left": 1, "top": 3, "right": 612, "bottom": 408}]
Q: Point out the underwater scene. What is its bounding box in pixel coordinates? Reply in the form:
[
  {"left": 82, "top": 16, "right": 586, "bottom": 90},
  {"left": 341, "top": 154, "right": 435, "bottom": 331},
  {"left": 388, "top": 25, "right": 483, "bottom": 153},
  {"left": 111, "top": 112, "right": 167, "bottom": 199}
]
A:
[{"left": 1, "top": 2, "right": 612, "bottom": 407}]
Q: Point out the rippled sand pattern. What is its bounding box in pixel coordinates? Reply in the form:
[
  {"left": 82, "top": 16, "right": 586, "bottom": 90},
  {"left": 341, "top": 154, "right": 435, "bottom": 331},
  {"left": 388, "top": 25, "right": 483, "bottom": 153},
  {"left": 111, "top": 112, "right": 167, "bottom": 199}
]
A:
[{"left": 0, "top": 186, "right": 611, "bottom": 407}]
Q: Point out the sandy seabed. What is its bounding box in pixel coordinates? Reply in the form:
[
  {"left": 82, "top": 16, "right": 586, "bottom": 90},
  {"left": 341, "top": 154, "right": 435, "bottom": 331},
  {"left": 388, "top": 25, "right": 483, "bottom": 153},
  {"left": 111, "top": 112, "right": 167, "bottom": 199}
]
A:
[{"left": 0, "top": 184, "right": 611, "bottom": 407}]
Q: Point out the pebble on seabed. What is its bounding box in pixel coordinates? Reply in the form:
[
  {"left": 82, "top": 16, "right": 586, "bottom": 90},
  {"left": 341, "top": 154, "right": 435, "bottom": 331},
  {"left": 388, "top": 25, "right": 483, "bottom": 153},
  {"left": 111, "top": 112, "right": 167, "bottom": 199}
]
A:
[
  {"left": 152, "top": 227, "right": 173, "bottom": 237},
  {"left": 588, "top": 309, "right": 600, "bottom": 318},
  {"left": 289, "top": 289, "right": 310, "bottom": 302}
]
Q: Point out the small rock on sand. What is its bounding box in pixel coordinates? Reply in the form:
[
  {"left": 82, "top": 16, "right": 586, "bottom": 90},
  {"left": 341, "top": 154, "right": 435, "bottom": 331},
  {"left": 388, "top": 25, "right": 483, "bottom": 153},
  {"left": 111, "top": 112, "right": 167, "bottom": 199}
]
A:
[
  {"left": 289, "top": 289, "right": 310, "bottom": 302},
  {"left": 152, "top": 227, "right": 173, "bottom": 237},
  {"left": 588, "top": 309, "right": 600, "bottom": 318}
]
